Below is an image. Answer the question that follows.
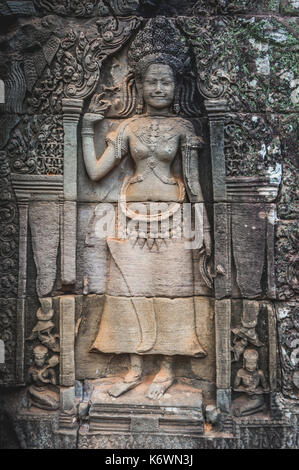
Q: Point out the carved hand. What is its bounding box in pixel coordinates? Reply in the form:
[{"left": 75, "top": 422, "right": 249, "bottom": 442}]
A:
[{"left": 83, "top": 113, "right": 105, "bottom": 124}]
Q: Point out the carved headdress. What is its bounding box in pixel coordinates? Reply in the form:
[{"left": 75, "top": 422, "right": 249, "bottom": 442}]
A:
[
  {"left": 128, "top": 17, "right": 190, "bottom": 80},
  {"left": 120, "top": 18, "right": 199, "bottom": 116}
]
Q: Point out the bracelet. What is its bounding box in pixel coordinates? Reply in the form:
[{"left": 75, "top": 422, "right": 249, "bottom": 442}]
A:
[{"left": 82, "top": 129, "right": 94, "bottom": 136}]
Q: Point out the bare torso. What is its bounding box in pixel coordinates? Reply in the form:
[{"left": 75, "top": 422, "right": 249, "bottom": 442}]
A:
[{"left": 123, "top": 116, "right": 187, "bottom": 202}]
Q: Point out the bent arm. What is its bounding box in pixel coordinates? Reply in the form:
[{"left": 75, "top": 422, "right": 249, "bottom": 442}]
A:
[
  {"left": 181, "top": 139, "right": 211, "bottom": 230},
  {"left": 82, "top": 114, "right": 124, "bottom": 182},
  {"left": 234, "top": 370, "right": 242, "bottom": 389}
]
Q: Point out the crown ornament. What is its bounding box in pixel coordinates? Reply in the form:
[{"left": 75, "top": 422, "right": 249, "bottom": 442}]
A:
[{"left": 128, "top": 17, "right": 191, "bottom": 80}]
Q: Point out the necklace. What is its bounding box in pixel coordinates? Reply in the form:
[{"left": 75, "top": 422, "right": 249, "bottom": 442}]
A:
[{"left": 132, "top": 119, "right": 179, "bottom": 186}]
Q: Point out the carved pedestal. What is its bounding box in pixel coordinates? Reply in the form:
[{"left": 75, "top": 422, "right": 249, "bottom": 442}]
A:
[{"left": 87, "top": 378, "right": 204, "bottom": 435}]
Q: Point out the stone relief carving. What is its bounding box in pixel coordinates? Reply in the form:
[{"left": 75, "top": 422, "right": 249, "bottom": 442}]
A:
[
  {"left": 6, "top": 115, "right": 64, "bottom": 175},
  {"left": 63, "top": 16, "right": 141, "bottom": 101},
  {"left": 33, "top": 0, "right": 109, "bottom": 17},
  {"left": 82, "top": 18, "right": 212, "bottom": 400},
  {"left": 27, "top": 345, "right": 59, "bottom": 410},
  {"left": 27, "top": 298, "right": 60, "bottom": 410},
  {"left": 0, "top": 0, "right": 298, "bottom": 450},
  {"left": 0, "top": 298, "right": 16, "bottom": 384},
  {"left": 178, "top": 15, "right": 298, "bottom": 113},
  {"left": 0, "top": 152, "right": 18, "bottom": 298},
  {"left": 276, "top": 221, "right": 298, "bottom": 300},
  {"left": 27, "top": 299, "right": 60, "bottom": 353},
  {"left": 232, "top": 301, "right": 263, "bottom": 350},
  {"left": 277, "top": 303, "right": 299, "bottom": 399},
  {"left": 233, "top": 348, "right": 269, "bottom": 417}
]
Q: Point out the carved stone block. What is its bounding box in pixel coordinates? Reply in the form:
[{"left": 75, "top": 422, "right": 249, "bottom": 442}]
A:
[{"left": 29, "top": 202, "right": 60, "bottom": 298}]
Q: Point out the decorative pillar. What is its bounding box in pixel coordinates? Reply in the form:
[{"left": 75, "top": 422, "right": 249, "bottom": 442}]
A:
[
  {"left": 11, "top": 174, "right": 63, "bottom": 384},
  {"left": 15, "top": 195, "right": 29, "bottom": 384},
  {"left": 59, "top": 295, "right": 76, "bottom": 413},
  {"left": 206, "top": 99, "right": 232, "bottom": 413},
  {"left": 215, "top": 299, "right": 232, "bottom": 413},
  {"left": 61, "top": 98, "right": 83, "bottom": 285},
  {"left": 205, "top": 99, "right": 227, "bottom": 202},
  {"left": 60, "top": 98, "right": 82, "bottom": 414}
]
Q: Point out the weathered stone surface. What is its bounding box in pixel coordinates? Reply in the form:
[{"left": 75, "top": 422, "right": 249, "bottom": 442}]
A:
[
  {"left": 75, "top": 294, "right": 108, "bottom": 380},
  {"left": 276, "top": 302, "right": 299, "bottom": 399},
  {"left": 180, "top": 16, "right": 298, "bottom": 113},
  {"left": 76, "top": 203, "right": 110, "bottom": 294},
  {"left": 215, "top": 299, "right": 231, "bottom": 412},
  {"left": 59, "top": 296, "right": 75, "bottom": 387},
  {"left": 29, "top": 202, "right": 60, "bottom": 297},
  {"left": 0, "top": 0, "right": 298, "bottom": 450},
  {"left": 275, "top": 220, "right": 298, "bottom": 300},
  {"left": 107, "top": 239, "right": 197, "bottom": 298},
  {"left": 0, "top": 298, "right": 17, "bottom": 386},
  {"left": 61, "top": 201, "right": 77, "bottom": 285},
  {"left": 280, "top": 0, "right": 299, "bottom": 14}
]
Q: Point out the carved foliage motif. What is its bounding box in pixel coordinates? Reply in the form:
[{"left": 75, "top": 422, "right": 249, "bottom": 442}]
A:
[
  {"left": 224, "top": 114, "right": 281, "bottom": 177},
  {"left": 0, "top": 152, "right": 18, "bottom": 384},
  {"left": 0, "top": 298, "right": 17, "bottom": 385},
  {"left": 277, "top": 114, "right": 299, "bottom": 219},
  {"left": 276, "top": 303, "right": 299, "bottom": 399},
  {"left": 177, "top": 16, "right": 298, "bottom": 113},
  {"left": 0, "top": 152, "right": 18, "bottom": 297},
  {"left": 25, "top": 16, "right": 141, "bottom": 114},
  {"left": 33, "top": 0, "right": 109, "bottom": 16},
  {"left": 5, "top": 115, "right": 64, "bottom": 175},
  {"left": 276, "top": 221, "right": 299, "bottom": 300}
]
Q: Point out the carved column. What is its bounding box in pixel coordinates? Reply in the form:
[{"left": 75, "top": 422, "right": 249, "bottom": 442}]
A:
[
  {"left": 205, "top": 99, "right": 227, "bottom": 202},
  {"left": 62, "top": 98, "right": 83, "bottom": 285},
  {"left": 11, "top": 174, "right": 63, "bottom": 385},
  {"left": 60, "top": 99, "right": 83, "bottom": 414},
  {"left": 15, "top": 195, "right": 29, "bottom": 384},
  {"left": 59, "top": 295, "right": 76, "bottom": 413},
  {"left": 226, "top": 176, "right": 279, "bottom": 418},
  {"left": 215, "top": 299, "right": 232, "bottom": 413},
  {"left": 206, "top": 99, "right": 232, "bottom": 413}
]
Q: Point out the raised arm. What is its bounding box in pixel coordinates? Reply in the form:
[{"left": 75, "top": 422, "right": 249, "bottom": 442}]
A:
[{"left": 82, "top": 113, "right": 126, "bottom": 182}]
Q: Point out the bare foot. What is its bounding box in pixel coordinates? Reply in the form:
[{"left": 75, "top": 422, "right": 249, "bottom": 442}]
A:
[
  {"left": 146, "top": 380, "right": 174, "bottom": 400},
  {"left": 108, "top": 379, "right": 141, "bottom": 398},
  {"left": 124, "top": 368, "right": 142, "bottom": 384},
  {"left": 146, "top": 356, "right": 174, "bottom": 400},
  {"left": 108, "top": 354, "right": 143, "bottom": 398}
]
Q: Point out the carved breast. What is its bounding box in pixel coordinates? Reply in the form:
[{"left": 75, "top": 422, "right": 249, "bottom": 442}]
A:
[{"left": 128, "top": 118, "right": 180, "bottom": 165}]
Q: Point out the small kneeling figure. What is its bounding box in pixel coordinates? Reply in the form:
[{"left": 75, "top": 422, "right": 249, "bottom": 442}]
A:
[
  {"left": 28, "top": 345, "right": 59, "bottom": 411},
  {"left": 233, "top": 348, "right": 268, "bottom": 417}
]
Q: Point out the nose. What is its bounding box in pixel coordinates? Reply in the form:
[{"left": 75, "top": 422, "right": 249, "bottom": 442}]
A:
[{"left": 155, "top": 81, "right": 163, "bottom": 94}]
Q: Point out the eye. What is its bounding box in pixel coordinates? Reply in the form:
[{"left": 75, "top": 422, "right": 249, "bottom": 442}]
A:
[{"left": 145, "top": 79, "right": 156, "bottom": 85}]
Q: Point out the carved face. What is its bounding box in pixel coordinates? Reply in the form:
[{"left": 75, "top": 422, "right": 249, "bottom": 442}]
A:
[
  {"left": 34, "top": 352, "right": 47, "bottom": 367},
  {"left": 244, "top": 350, "right": 258, "bottom": 372},
  {"left": 142, "top": 63, "right": 175, "bottom": 110}
]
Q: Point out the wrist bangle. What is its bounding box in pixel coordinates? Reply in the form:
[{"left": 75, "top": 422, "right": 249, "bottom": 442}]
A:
[{"left": 82, "top": 127, "right": 94, "bottom": 136}]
